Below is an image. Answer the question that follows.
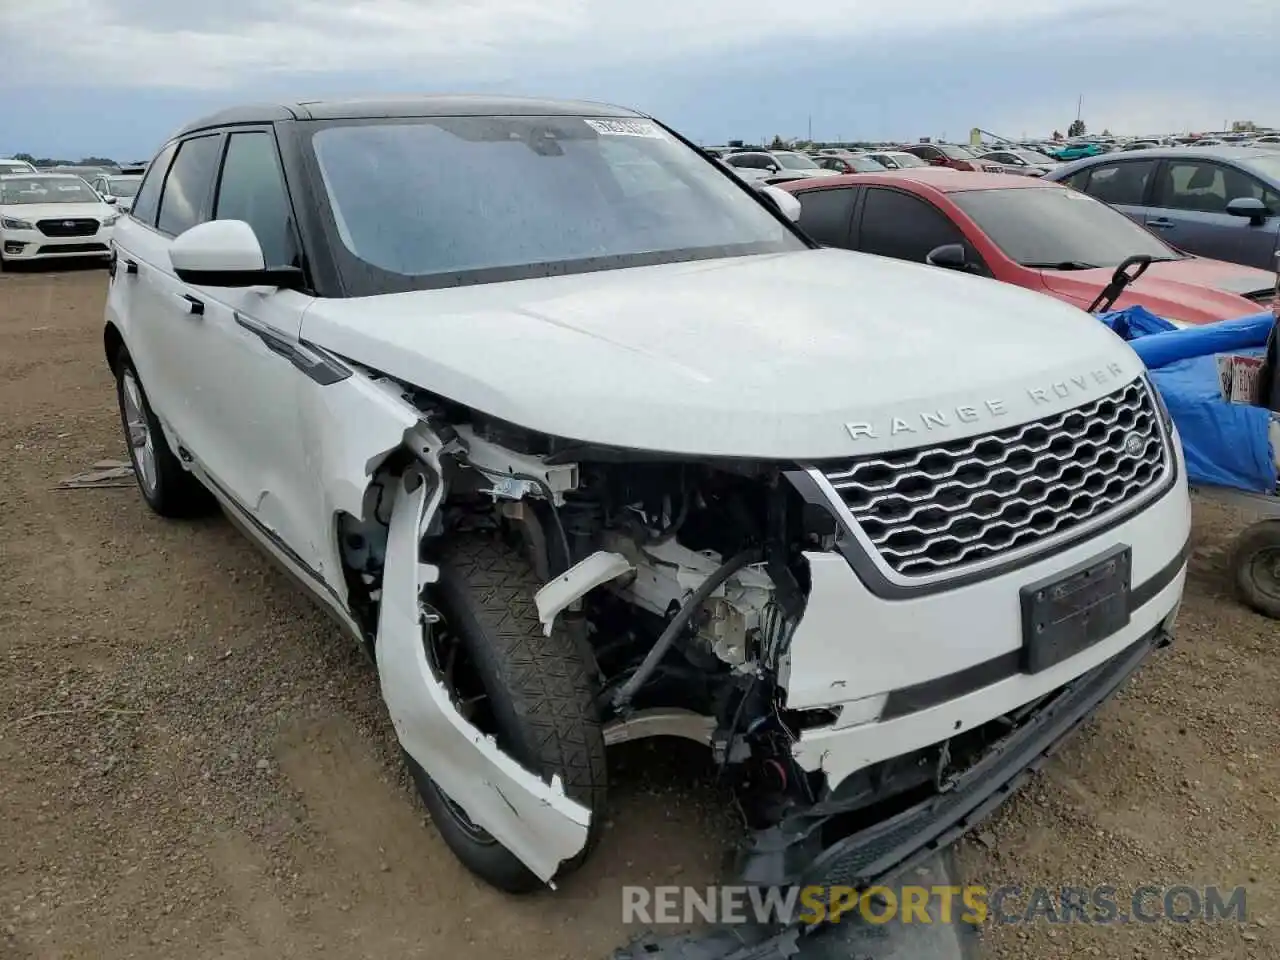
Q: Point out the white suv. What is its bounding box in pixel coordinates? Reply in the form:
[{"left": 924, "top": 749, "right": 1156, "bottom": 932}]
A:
[{"left": 104, "top": 97, "right": 1190, "bottom": 901}]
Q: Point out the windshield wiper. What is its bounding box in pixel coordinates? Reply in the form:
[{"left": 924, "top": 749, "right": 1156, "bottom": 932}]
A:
[{"left": 1023, "top": 260, "right": 1098, "bottom": 270}]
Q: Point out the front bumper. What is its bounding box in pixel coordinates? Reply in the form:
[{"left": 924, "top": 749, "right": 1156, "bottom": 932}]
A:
[
  {"left": 1, "top": 224, "right": 114, "bottom": 260},
  {"left": 779, "top": 451, "right": 1190, "bottom": 793},
  {"left": 616, "top": 621, "right": 1172, "bottom": 960}
]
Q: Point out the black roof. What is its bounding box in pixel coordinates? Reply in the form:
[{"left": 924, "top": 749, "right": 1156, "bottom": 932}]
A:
[{"left": 174, "top": 95, "right": 643, "bottom": 137}]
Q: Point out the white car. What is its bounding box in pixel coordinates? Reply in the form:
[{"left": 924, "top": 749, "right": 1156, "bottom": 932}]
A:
[
  {"left": 0, "top": 173, "right": 118, "bottom": 267},
  {"left": 723, "top": 150, "right": 840, "bottom": 179},
  {"left": 89, "top": 173, "right": 144, "bottom": 214},
  {"left": 0, "top": 157, "right": 37, "bottom": 174},
  {"left": 105, "top": 98, "right": 1189, "bottom": 908}
]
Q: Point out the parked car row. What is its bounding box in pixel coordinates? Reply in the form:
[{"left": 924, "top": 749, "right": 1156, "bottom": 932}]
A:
[{"left": 780, "top": 167, "right": 1276, "bottom": 325}]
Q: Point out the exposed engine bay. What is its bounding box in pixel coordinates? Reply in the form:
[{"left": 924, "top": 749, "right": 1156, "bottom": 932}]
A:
[{"left": 337, "top": 401, "right": 846, "bottom": 825}]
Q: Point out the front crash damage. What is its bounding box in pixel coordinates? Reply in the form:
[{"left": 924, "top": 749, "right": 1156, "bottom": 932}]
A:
[
  {"left": 377, "top": 455, "right": 592, "bottom": 882},
  {"left": 274, "top": 357, "right": 1184, "bottom": 956}
]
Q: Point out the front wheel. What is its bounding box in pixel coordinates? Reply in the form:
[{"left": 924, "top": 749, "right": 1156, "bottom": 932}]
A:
[{"left": 407, "top": 530, "right": 608, "bottom": 893}]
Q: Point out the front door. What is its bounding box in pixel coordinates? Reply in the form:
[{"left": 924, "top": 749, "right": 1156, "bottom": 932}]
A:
[
  {"left": 167, "top": 128, "right": 329, "bottom": 577},
  {"left": 1147, "top": 159, "right": 1280, "bottom": 269}
]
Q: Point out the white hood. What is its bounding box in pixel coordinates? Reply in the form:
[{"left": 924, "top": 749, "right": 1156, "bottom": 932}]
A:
[
  {"left": 300, "top": 248, "right": 1144, "bottom": 460},
  {"left": 0, "top": 201, "right": 113, "bottom": 222}
]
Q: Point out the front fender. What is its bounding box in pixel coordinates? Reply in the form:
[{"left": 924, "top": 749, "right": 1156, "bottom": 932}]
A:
[{"left": 376, "top": 468, "right": 592, "bottom": 883}]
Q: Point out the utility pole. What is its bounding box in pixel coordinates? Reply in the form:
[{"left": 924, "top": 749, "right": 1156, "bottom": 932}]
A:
[
  {"left": 807, "top": 115, "right": 812, "bottom": 142},
  {"left": 1076, "top": 94, "right": 1083, "bottom": 123}
]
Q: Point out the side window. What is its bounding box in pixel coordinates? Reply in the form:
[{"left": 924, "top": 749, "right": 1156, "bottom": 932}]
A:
[
  {"left": 213, "top": 131, "right": 299, "bottom": 268},
  {"left": 156, "top": 135, "right": 222, "bottom": 237},
  {"left": 795, "top": 188, "right": 856, "bottom": 247},
  {"left": 857, "top": 188, "right": 966, "bottom": 263},
  {"left": 129, "top": 142, "right": 177, "bottom": 226},
  {"left": 1155, "top": 161, "right": 1279, "bottom": 214},
  {"left": 1079, "top": 160, "right": 1155, "bottom": 205},
  {"left": 1063, "top": 167, "right": 1092, "bottom": 191}
]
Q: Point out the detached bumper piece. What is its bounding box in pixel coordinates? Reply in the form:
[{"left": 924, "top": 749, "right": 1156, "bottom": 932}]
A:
[{"left": 611, "top": 626, "right": 1169, "bottom": 960}]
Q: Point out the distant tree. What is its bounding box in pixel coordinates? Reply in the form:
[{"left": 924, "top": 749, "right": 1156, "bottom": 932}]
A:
[
  {"left": 1052, "top": 130, "right": 1064, "bottom": 140},
  {"left": 12, "top": 152, "right": 36, "bottom": 163},
  {"left": 1067, "top": 119, "right": 1087, "bottom": 138},
  {"left": 80, "top": 156, "right": 118, "bottom": 166},
  {"left": 769, "top": 134, "right": 786, "bottom": 149},
  {"left": 1101, "top": 128, "right": 1113, "bottom": 136}
]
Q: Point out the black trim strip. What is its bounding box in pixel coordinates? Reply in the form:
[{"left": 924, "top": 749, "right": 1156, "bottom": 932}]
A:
[
  {"left": 234, "top": 312, "right": 352, "bottom": 385},
  {"left": 879, "top": 535, "right": 1188, "bottom": 721},
  {"left": 175, "top": 266, "right": 305, "bottom": 289}
]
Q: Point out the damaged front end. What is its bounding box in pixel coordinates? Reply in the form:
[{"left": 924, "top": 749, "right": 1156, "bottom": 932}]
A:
[{"left": 312, "top": 373, "right": 1178, "bottom": 953}]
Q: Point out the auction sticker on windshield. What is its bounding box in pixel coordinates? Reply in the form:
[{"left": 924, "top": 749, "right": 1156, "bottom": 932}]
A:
[{"left": 584, "top": 118, "right": 666, "bottom": 139}]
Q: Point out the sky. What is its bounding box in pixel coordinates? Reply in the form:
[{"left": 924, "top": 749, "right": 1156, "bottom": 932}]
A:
[{"left": 1, "top": 0, "right": 1275, "bottom": 161}]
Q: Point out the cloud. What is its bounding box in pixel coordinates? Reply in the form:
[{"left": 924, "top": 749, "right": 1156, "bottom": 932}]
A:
[{"left": 0, "top": 0, "right": 1205, "bottom": 91}]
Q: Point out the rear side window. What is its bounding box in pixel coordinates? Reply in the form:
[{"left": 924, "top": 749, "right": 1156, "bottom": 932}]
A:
[
  {"left": 795, "top": 187, "right": 856, "bottom": 247},
  {"left": 213, "top": 131, "right": 299, "bottom": 268},
  {"left": 129, "top": 142, "right": 177, "bottom": 226},
  {"left": 857, "top": 188, "right": 965, "bottom": 263},
  {"left": 157, "top": 135, "right": 222, "bottom": 237},
  {"left": 1077, "top": 160, "right": 1155, "bottom": 205}
]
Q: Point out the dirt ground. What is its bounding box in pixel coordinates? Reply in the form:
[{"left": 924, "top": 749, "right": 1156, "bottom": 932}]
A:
[{"left": 0, "top": 265, "right": 1275, "bottom": 960}]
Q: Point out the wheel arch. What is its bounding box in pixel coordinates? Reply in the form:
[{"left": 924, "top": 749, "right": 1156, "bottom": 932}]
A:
[{"left": 104, "top": 320, "right": 126, "bottom": 375}]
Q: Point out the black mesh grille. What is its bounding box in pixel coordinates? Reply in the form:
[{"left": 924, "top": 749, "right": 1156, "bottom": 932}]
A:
[{"left": 821, "top": 379, "right": 1168, "bottom": 578}]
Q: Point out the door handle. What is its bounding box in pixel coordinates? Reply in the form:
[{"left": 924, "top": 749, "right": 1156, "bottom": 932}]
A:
[
  {"left": 180, "top": 294, "right": 205, "bottom": 316},
  {"left": 124, "top": 258, "right": 138, "bottom": 274},
  {"left": 1147, "top": 218, "right": 1175, "bottom": 229}
]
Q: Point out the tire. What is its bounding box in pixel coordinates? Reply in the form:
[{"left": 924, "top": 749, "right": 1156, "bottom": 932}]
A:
[
  {"left": 1231, "top": 519, "right": 1280, "bottom": 619},
  {"left": 113, "top": 347, "right": 213, "bottom": 518},
  {"left": 406, "top": 530, "right": 608, "bottom": 893}
]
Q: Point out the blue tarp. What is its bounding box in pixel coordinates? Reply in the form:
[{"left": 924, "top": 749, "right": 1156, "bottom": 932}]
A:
[{"left": 1096, "top": 306, "right": 1277, "bottom": 494}]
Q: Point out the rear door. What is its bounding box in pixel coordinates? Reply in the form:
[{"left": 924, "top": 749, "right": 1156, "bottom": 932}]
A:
[
  {"left": 1146, "top": 158, "right": 1280, "bottom": 269},
  {"left": 127, "top": 134, "right": 224, "bottom": 454},
  {"left": 1067, "top": 158, "right": 1159, "bottom": 228},
  {"left": 793, "top": 185, "right": 859, "bottom": 248}
]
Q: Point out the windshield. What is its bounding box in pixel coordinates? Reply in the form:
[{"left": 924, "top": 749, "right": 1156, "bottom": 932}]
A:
[
  {"left": 773, "top": 152, "right": 819, "bottom": 170},
  {"left": 0, "top": 176, "right": 100, "bottom": 205},
  {"left": 307, "top": 116, "right": 803, "bottom": 292},
  {"left": 951, "top": 186, "right": 1177, "bottom": 268},
  {"left": 888, "top": 153, "right": 928, "bottom": 168},
  {"left": 105, "top": 176, "right": 141, "bottom": 198},
  {"left": 850, "top": 156, "right": 887, "bottom": 172},
  {"left": 939, "top": 145, "right": 977, "bottom": 160},
  {"left": 1015, "top": 151, "right": 1056, "bottom": 165},
  {"left": 0, "top": 161, "right": 35, "bottom": 174}
]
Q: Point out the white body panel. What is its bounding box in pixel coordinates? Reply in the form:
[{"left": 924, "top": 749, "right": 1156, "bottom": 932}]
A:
[{"left": 300, "top": 248, "right": 1143, "bottom": 458}]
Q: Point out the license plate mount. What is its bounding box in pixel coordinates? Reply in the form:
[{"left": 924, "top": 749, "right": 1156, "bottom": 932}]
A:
[{"left": 1020, "top": 544, "right": 1132, "bottom": 674}]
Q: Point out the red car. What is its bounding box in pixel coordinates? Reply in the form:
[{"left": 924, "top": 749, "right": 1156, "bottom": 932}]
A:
[
  {"left": 779, "top": 169, "right": 1277, "bottom": 325},
  {"left": 901, "top": 143, "right": 1020, "bottom": 175}
]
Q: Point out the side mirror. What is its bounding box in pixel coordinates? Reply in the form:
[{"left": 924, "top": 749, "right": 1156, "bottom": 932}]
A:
[
  {"left": 1226, "top": 196, "right": 1268, "bottom": 224},
  {"left": 103, "top": 195, "right": 118, "bottom": 205},
  {"left": 169, "top": 219, "right": 304, "bottom": 289},
  {"left": 767, "top": 163, "right": 781, "bottom": 174},
  {"left": 929, "top": 157, "right": 947, "bottom": 166},
  {"left": 757, "top": 185, "right": 801, "bottom": 222},
  {"left": 926, "top": 243, "right": 969, "bottom": 271}
]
